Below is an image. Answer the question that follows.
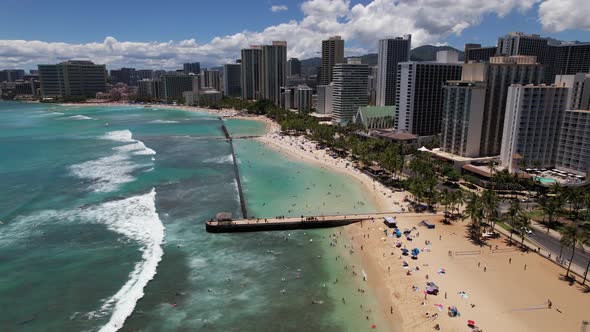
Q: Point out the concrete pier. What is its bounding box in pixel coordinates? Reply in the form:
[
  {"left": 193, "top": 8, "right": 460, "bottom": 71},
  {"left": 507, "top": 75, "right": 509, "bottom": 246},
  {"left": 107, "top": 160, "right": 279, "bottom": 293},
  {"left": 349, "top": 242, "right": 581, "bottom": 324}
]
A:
[
  {"left": 205, "top": 212, "right": 429, "bottom": 233},
  {"left": 221, "top": 123, "right": 248, "bottom": 219}
]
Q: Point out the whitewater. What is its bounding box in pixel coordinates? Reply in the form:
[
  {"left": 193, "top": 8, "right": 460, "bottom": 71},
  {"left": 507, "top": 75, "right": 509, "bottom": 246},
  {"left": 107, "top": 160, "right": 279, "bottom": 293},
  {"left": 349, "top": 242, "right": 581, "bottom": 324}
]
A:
[{"left": 69, "top": 130, "right": 156, "bottom": 192}]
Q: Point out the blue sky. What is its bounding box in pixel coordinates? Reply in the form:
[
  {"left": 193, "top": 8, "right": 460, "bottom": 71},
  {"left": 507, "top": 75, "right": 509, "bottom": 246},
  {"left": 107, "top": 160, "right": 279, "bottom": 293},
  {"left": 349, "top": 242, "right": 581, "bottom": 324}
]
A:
[{"left": 0, "top": 0, "right": 588, "bottom": 69}]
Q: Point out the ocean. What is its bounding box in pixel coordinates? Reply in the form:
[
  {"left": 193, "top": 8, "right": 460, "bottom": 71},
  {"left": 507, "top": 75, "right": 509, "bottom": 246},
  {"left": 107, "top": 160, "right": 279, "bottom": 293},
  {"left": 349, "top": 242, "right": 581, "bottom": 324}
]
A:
[{"left": 0, "top": 102, "right": 386, "bottom": 331}]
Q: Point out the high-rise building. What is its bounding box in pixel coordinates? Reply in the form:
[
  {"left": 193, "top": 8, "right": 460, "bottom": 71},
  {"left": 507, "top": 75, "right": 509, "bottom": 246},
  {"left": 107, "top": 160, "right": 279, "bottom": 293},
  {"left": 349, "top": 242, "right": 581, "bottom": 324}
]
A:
[
  {"left": 262, "top": 41, "right": 287, "bottom": 105},
  {"left": 294, "top": 85, "right": 313, "bottom": 112},
  {"left": 497, "top": 32, "right": 549, "bottom": 64},
  {"left": 331, "top": 63, "right": 369, "bottom": 124},
  {"left": 367, "top": 65, "right": 378, "bottom": 106},
  {"left": 280, "top": 86, "right": 295, "bottom": 110},
  {"left": 137, "top": 79, "right": 162, "bottom": 100},
  {"left": 287, "top": 58, "right": 301, "bottom": 77},
  {"left": 200, "top": 69, "right": 221, "bottom": 91},
  {"left": 376, "top": 35, "right": 411, "bottom": 106},
  {"left": 241, "top": 46, "right": 263, "bottom": 100},
  {"left": 556, "top": 110, "right": 590, "bottom": 176},
  {"left": 569, "top": 73, "right": 590, "bottom": 110},
  {"left": 38, "top": 60, "right": 107, "bottom": 98},
  {"left": 183, "top": 62, "right": 201, "bottom": 75},
  {"left": 464, "top": 43, "right": 497, "bottom": 63},
  {"left": 0, "top": 69, "right": 25, "bottom": 82},
  {"left": 223, "top": 63, "right": 241, "bottom": 97},
  {"left": 500, "top": 85, "right": 571, "bottom": 172},
  {"left": 441, "top": 81, "right": 487, "bottom": 157},
  {"left": 316, "top": 84, "right": 333, "bottom": 114},
  {"left": 286, "top": 76, "right": 306, "bottom": 87},
  {"left": 136, "top": 69, "right": 154, "bottom": 80},
  {"left": 478, "top": 56, "right": 544, "bottom": 156},
  {"left": 161, "top": 75, "right": 193, "bottom": 101},
  {"left": 395, "top": 51, "right": 463, "bottom": 136},
  {"left": 548, "top": 43, "right": 590, "bottom": 79},
  {"left": 320, "top": 36, "right": 345, "bottom": 86},
  {"left": 110, "top": 67, "right": 137, "bottom": 86}
]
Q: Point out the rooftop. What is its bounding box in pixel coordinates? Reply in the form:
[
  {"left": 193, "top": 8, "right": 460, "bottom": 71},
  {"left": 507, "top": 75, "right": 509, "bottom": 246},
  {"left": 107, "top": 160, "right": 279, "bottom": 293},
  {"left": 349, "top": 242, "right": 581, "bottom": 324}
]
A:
[{"left": 371, "top": 129, "right": 417, "bottom": 141}]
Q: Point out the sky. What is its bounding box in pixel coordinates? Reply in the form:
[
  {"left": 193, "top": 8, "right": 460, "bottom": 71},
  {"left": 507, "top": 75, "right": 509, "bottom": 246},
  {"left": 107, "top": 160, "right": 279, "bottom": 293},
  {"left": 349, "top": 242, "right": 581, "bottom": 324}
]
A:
[{"left": 0, "top": 0, "right": 589, "bottom": 70}]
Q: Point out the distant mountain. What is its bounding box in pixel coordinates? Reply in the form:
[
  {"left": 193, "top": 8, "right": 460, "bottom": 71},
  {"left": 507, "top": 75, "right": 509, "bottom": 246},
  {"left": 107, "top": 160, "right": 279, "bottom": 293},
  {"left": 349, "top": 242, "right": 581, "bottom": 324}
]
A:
[
  {"left": 300, "top": 57, "right": 321, "bottom": 77},
  {"left": 300, "top": 45, "right": 465, "bottom": 77},
  {"left": 410, "top": 45, "right": 465, "bottom": 62}
]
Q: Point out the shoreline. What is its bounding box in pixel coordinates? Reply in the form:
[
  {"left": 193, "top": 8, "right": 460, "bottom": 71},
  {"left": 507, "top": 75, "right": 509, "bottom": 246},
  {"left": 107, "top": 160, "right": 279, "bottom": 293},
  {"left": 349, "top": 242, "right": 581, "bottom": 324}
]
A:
[{"left": 57, "top": 102, "right": 248, "bottom": 118}]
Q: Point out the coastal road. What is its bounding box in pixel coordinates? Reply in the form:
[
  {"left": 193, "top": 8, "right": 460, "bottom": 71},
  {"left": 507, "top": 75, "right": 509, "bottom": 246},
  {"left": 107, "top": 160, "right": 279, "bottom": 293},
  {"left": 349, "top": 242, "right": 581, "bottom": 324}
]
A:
[{"left": 527, "top": 225, "right": 590, "bottom": 277}]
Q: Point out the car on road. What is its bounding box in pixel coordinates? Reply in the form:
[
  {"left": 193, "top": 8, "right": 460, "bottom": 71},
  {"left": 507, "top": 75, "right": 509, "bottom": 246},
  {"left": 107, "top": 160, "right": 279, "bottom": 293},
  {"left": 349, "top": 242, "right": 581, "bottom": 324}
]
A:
[{"left": 521, "top": 227, "right": 534, "bottom": 235}]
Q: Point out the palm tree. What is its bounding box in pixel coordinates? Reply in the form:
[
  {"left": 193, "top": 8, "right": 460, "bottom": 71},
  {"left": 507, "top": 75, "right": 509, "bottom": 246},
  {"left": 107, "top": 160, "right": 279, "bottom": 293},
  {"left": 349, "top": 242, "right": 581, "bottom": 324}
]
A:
[
  {"left": 507, "top": 200, "right": 523, "bottom": 244},
  {"left": 481, "top": 189, "right": 499, "bottom": 232},
  {"left": 455, "top": 189, "right": 467, "bottom": 216},
  {"left": 559, "top": 225, "right": 586, "bottom": 278},
  {"left": 487, "top": 160, "right": 499, "bottom": 189},
  {"left": 540, "top": 194, "right": 562, "bottom": 233},
  {"left": 439, "top": 188, "right": 451, "bottom": 214},
  {"left": 516, "top": 213, "right": 531, "bottom": 249},
  {"left": 465, "top": 193, "right": 483, "bottom": 240},
  {"left": 517, "top": 158, "right": 528, "bottom": 175},
  {"left": 581, "top": 228, "right": 590, "bottom": 285}
]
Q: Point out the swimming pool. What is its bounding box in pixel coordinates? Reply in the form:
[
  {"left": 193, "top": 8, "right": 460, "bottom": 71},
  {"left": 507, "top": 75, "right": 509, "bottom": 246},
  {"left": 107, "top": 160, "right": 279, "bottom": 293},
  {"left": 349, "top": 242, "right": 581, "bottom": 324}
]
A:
[{"left": 535, "top": 176, "right": 557, "bottom": 184}]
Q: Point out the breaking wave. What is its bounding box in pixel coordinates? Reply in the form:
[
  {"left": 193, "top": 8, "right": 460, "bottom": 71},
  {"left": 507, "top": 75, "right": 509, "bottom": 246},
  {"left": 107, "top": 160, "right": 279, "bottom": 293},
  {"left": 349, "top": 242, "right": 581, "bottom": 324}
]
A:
[
  {"left": 89, "top": 189, "right": 164, "bottom": 332},
  {"left": 67, "top": 115, "right": 93, "bottom": 120},
  {"left": 4, "top": 189, "right": 164, "bottom": 332},
  {"left": 69, "top": 130, "right": 155, "bottom": 192},
  {"left": 149, "top": 119, "right": 179, "bottom": 124}
]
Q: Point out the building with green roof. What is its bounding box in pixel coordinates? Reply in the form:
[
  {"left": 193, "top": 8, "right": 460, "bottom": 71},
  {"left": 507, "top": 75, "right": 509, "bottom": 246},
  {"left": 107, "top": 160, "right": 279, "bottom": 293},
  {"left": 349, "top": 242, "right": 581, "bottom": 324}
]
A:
[{"left": 353, "top": 106, "right": 396, "bottom": 129}]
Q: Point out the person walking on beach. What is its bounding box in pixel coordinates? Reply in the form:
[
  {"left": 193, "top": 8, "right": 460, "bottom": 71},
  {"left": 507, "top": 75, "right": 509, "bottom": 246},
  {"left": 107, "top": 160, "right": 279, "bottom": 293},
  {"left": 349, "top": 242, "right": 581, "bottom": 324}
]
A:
[
  {"left": 509, "top": 258, "right": 512, "bottom": 264},
  {"left": 547, "top": 299, "right": 552, "bottom": 309}
]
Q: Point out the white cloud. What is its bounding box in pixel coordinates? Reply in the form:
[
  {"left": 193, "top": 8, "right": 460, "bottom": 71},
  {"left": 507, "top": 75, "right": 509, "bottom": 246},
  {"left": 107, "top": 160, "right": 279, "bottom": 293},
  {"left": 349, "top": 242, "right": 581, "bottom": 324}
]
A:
[
  {"left": 0, "top": 0, "right": 558, "bottom": 70},
  {"left": 271, "top": 5, "right": 288, "bottom": 12},
  {"left": 538, "top": 0, "right": 590, "bottom": 32}
]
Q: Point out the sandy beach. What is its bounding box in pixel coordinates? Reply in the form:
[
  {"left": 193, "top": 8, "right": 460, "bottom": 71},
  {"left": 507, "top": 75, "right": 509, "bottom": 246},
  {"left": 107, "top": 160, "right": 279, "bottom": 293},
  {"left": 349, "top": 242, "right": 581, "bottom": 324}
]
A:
[{"left": 258, "top": 124, "right": 590, "bottom": 332}]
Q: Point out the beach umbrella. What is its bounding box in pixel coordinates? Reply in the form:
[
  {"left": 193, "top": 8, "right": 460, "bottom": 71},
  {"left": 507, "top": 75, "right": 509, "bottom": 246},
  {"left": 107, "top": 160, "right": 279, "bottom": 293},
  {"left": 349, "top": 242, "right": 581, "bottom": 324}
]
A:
[
  {"left": 412, "top": 248, "right": 420, "bottom": 256},
  {"left": 467, "top": 320, "right": 476, "bottom": 326},
  {"left": 401, "top": 248, "right": 409, "bottom": 253}
]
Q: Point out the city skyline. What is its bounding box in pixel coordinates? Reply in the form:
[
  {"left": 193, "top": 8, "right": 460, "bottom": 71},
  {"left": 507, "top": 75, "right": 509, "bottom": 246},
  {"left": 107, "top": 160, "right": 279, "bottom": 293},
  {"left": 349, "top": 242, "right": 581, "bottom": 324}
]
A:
[{"left": 1, "top": 0, "right": 589, "bottom": 70}]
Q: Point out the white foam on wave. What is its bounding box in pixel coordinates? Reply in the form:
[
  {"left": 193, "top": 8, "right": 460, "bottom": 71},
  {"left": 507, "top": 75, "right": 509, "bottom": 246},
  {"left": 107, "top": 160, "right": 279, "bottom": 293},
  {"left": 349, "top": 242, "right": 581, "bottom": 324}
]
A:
[
  {"left": 102, "top": 130, "right": 135, "bottom": 143},
  {"left": 4, "top": 189, "right": 165, "bottom": 332},
  {"left": 149, "top": 119, "right": 179, "bottom": 124},
  {"left": 203, "top": 155, "right": 233, "bottom": 164},
  {"left": 70, "top": 130, "right": 155, "bottom": 192},
  {"left": 67, "top": 115, "right": 94, "bottom": 120},
  {"left": 38, "top": 112, "right": 65, "bottom": 116},
  {"left": 89, "top": 189, "right": 165, "bottom": 332}
]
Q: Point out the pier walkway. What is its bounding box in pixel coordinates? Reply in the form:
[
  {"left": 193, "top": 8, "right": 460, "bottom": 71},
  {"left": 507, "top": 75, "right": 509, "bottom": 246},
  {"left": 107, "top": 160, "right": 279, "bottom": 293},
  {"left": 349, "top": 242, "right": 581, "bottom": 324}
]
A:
[
  {"left": 206, "top": 212, "right": 441, "bottom": 233},
  {"left": 221, "top": 123, "right": 248, "bottom": 219}
]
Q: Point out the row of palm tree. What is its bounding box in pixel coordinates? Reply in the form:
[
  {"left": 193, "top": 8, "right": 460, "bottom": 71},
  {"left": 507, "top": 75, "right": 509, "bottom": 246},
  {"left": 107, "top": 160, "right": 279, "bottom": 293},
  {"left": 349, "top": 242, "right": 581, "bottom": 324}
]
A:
[
  {"left": 559, "top": 225, "right": 590, "bottom": 284},
  {"left": 464, "top": 189, "right": 506, "bottom": 241},
  {"left": 438, "top": 188, "right": 466, "bottom": 216},
  {"left": 505, "top": 200, "right": 532, "bottom": 248}
]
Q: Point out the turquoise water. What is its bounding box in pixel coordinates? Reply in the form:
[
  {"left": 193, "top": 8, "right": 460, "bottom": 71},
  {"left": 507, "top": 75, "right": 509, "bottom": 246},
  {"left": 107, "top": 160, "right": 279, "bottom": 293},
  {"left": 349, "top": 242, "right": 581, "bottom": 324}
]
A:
[
  {"left": 0, "top": 101, "right": 385, "bottom": 331},
  {"left": 535, "top": 176, "right": 557, "bottom": 184}
]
